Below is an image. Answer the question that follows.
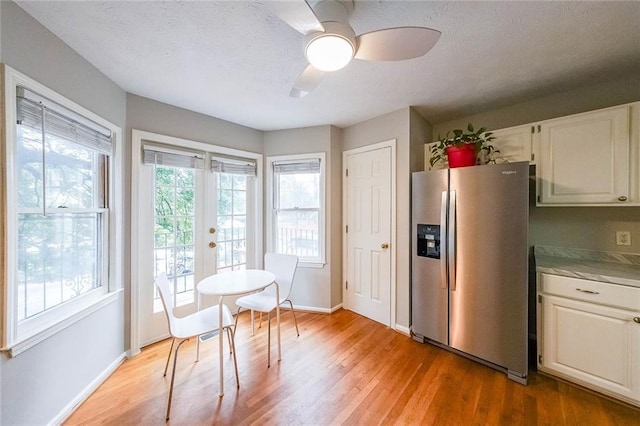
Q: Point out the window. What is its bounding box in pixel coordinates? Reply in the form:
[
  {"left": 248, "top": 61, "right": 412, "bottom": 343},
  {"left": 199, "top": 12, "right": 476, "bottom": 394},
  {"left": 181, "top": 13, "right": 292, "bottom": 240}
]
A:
[
  {"left": 3, "top": 68, "right": 121, "bottom": 353},
  {"left": 268, "top": 153, "right": 325, "bottom": 265}
]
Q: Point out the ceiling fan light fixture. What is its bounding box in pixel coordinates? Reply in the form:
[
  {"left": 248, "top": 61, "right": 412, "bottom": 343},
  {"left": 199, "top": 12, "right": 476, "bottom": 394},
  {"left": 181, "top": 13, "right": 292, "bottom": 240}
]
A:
[
  {"left": 305, "top": 21, "right": 356, "bottom": 72},
  {"left": 306, "top": 34, "right": 354, "bottom": 71}
]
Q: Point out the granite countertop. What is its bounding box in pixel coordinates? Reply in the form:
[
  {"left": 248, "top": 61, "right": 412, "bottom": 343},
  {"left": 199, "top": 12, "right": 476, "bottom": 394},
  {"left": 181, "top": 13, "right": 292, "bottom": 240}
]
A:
[{"left": 535, "top": 246, "right": 640, "bottom": 288}]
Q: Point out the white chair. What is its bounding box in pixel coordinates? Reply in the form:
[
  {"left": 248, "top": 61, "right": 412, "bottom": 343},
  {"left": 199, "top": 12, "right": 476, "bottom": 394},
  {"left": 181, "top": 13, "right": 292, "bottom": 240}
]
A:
[
  {"left": 234, "top": 253, "right": 299, "bottom": 365},
  {"left": 155, "top": 273, "right": 239, "bottom": 421}
]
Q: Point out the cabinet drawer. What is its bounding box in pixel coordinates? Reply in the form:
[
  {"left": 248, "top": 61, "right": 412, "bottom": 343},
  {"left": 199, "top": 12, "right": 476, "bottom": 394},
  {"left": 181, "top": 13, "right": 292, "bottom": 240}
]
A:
[{"left": 540, "top": 273, "right": 640, "bottom": 311}]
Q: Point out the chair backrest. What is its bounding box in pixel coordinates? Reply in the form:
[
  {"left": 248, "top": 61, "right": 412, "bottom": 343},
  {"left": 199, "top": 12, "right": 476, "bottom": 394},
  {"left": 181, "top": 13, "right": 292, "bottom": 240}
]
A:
[
  {"left": 155, "top": 273, "right": 177, "bottom": 336},
  {"left": 264, "top": 253, "right": 298, "bottom": 302}
]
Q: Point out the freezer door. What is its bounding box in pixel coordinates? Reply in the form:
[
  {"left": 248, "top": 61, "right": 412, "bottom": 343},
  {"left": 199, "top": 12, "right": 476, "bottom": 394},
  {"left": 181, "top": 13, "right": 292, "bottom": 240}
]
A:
[
  {"left": 411, "top": 169, "right": 449, "bottom": 344},
  {"left": 448, "top": 162, "right": 529, "bottom": 377}
]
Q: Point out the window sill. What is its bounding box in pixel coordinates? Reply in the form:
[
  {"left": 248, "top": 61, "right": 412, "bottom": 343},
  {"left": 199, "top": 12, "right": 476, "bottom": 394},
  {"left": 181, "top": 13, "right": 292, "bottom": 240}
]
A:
[
  {"left": 2, "top": 289, "right": 122, "bottom": 357},
  {"left": 298, "top": 261, "right": 326, "bottom": 269}
]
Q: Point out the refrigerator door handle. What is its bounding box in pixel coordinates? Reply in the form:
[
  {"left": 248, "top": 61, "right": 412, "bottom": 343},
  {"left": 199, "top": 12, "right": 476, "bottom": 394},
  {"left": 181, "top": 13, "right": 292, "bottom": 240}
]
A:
[
  {"left": 448, "top": 190, "right": 457, "bottom": 291},
  {"left": 440, "top": 191, "right": 448, "bottom": 290}
]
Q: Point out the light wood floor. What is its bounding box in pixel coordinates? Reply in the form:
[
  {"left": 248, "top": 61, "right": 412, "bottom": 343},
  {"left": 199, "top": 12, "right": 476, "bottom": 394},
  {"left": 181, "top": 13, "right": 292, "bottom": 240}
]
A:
[{"left": 66, "top": 309, "right": 639, "bottom": 425}]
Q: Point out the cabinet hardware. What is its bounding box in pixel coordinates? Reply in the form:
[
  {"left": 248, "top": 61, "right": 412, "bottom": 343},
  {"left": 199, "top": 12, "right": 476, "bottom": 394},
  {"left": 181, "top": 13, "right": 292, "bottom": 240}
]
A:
[
  {"left": 209, "top": 227, "right": 216, "bottom": 234},
  {"left": 538, "top": 354, "right": 543, "bottom": 364},
  {"left": 618, "top": 196, "right": 628, "bottom": 202},
  {"left": 634, "top": 317, "right": 640, "bottom": 324},
  {"left": 381, "top": 243, "right": 389, "bottom": 249},
  {"left": 209, "top": 242, "right": 216, "bottom": 248},
  {"left": 538, "top": 294, "right": 542, "bottom": 303},
  {"left": 531, "top": 126, "right": 535, "bottom": 134},
  {"left": 576, "top": 288, "right": 599, "bottom": 295},
  {"left": 537, "top": 124, "right": 541, "bottom": 132}
]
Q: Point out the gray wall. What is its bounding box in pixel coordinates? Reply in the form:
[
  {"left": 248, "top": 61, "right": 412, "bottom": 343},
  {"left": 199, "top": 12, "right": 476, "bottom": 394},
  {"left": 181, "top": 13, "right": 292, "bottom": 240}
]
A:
[
  {"left": 263, "top": 125, "right": 343, "bottom": 311},
  {"left": 0, "top": 2, "right": 127, "bottom": 425},
  {"left": 433, "top": 74, "right": 640, "bottom": 255}
]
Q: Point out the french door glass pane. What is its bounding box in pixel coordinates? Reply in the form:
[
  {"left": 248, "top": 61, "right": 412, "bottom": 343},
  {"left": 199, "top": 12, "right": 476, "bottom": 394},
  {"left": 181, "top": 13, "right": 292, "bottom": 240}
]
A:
[
  {"left": 153, "top": 165, "right": 196, "bottom": 312},
  {"left": 216, "top": 173, "right": 247, "bottom": 272}
]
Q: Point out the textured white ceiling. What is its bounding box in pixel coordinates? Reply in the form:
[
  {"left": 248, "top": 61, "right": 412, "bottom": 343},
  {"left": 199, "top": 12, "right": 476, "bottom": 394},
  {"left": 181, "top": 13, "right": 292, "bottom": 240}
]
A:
[{"left": 15, "top": 1, "right": 640, "bottom": 131}]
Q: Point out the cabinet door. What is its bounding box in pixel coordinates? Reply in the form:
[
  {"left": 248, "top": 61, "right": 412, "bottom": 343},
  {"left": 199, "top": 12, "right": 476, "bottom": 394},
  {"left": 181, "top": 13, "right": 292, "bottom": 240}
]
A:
[
  {"left": 490, "top": 124, "right": 534, "bottom": 163},
  {"left": 540, "top": 294, "right": 640, "bottom": 404},
  {"left": 538, "top": 106, "right": 630, "bottom": 204}
]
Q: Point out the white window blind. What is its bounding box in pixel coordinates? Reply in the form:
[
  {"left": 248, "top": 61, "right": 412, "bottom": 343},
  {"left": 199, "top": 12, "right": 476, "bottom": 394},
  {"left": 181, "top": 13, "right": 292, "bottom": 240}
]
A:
[
  {"left": 211, "top": 155, "right": 257, "bottom": 176},
  {"left": 272, "top": 158, "right": 321, "bottom": 174},
  {"left": 142, "top": 145, "right": 205, "bottom": 169},
  {"left": 16, "top": 86, "right": 112, "bottom": 155}
]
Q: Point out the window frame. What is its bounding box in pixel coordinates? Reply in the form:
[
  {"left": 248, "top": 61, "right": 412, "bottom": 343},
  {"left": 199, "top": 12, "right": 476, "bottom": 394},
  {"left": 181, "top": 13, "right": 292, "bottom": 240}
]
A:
[
  {"left": 266, "top": 152, "right": 326, "bottom": 267},
  {"left": 1, "top": 65, "right": 123, "bottom": 356}
]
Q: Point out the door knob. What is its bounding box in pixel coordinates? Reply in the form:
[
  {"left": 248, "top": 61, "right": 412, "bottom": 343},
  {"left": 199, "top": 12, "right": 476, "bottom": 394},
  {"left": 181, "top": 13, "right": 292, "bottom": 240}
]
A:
[
  {"left": 381, "top": 243, "right": 389, "bottom": 249},
  {"left": 209, "top": 242, "right": 217, "bottom": 248}
]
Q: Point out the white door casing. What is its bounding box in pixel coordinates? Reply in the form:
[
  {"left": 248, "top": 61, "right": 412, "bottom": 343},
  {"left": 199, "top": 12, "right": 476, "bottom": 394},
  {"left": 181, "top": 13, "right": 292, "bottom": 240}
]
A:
[{"left": 343, "top": 142, "right": 395, "bottom": 327}]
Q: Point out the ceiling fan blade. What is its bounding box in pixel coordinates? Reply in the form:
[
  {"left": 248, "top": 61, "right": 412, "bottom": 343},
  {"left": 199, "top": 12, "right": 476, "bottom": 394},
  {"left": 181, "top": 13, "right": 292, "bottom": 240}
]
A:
[
  {"left": 267, "top": 0, "right": 324, "bottom": 35},
  {"left": 290, "top": 64, "right": 325, "bottom": 98},
  {"left": 354, "top": 27, "right": 441, "bottom": 61}
]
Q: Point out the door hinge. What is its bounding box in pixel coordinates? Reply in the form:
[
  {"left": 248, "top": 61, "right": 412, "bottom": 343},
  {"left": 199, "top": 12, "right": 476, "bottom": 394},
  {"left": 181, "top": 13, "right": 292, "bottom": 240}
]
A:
[
  {"left": 346, "top": 281, "right": 348, "bottom": 290},
  {"left": 537, "top": 124, "right": 541, "bottom": 133},
  {"left": 346, "top": 225, "right": 348, "bottom": 233},
  {"left": 538, "top": 354, "right": 543, "bottom": 364},
  {"left": 531, "top": 153, "right": 535, "bottom": 161},
  {"left": 538, "top": 294, "right": 542, "bottom": 303},
  {"left": 345, "top": 168, "right": 348, "bottom": 177},
  {"left": 537, "top": 195, "right": 541, "bottom": 203},
  {"left": 531, "top": 126, "right": 535, "bottom": 134}
]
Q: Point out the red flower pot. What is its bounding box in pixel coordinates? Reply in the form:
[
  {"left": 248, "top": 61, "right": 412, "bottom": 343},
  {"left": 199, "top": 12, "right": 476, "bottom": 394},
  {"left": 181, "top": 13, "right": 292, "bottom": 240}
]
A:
[{"left": 445, "top": 144, "right": 477, "bottom": 168}]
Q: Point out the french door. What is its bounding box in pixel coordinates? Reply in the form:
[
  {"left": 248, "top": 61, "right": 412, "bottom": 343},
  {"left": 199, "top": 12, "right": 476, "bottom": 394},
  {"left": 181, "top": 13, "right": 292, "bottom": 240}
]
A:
[{"left": 135, "top": 134, "right": 259, "bottom": 347}]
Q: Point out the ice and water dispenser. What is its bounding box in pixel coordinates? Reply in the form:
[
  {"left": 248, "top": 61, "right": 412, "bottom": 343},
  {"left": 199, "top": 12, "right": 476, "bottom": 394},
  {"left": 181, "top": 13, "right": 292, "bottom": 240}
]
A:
[{"left": 416, "top": 224, "right": 441, "bottom": 259}]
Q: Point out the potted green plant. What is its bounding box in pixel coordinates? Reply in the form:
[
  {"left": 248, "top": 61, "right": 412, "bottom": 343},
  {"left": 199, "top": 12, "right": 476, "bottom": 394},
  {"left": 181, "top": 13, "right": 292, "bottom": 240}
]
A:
[{"left": 429, "top": 123, "right": 498, "bottom": 168}]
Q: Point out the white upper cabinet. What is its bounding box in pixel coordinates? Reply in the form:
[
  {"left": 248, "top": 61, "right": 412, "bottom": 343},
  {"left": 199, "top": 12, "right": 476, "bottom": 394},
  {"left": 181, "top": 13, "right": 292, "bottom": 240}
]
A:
[
  {"left": 490, "top": 124, "right": 534, "bottom": 164},
  {"left": 537, "top": 105, "right": 634, "bottom": 205}
]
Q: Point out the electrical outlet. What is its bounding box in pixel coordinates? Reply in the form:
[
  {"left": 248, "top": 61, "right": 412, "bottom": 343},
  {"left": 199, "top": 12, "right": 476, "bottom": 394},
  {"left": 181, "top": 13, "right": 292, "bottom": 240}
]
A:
[{"left": 616, "top": 231, "right": 631, "bottom": 246}]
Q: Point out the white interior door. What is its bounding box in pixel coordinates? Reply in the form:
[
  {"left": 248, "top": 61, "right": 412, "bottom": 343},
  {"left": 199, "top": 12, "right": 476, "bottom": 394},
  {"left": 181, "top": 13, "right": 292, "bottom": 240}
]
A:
[
  {"left": 137, "top": 156, "right": 256, "bottom": 347},
  {"left": 345, "top": 146, "right": 392, "bottom": 326}
]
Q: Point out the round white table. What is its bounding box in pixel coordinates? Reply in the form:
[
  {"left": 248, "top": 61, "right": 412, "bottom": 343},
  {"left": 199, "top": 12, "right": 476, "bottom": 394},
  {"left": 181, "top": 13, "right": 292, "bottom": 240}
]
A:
[{"left": 196, "top": 269, "right": 279, "bottom": 396}]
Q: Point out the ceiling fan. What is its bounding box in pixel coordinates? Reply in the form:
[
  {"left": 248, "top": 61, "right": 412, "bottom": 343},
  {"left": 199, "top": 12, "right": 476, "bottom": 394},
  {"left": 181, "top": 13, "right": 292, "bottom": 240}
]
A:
[{"left": 269, "top": 0, "right": 441, "bottom": 98}]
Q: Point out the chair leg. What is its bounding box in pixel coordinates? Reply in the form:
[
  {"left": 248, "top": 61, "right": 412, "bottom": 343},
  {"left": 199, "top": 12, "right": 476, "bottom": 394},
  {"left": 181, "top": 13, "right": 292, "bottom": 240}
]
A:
[
  {"left": 286, "top": 299, "right": 300, "bottom": 337},
  {"left": 267, "top": 311, "right": 271, "bottom": 368},
  {"left": 233, "top": 306, "right": 241, "bottom": 335},
  {"left": 166, "top": 339, "right": 188, "bottom": 421},
  {"left": 163, "top": 338, "right": 176, "bottom": 377},
  {"left": 226, "top": 325, "right": 233, "bottom": 354},
  {"left": 251, "top": 309, "right": 255, "bottom": 336},
  {"left": 227, "top": 327, "right": 240, "bottom": 388}
]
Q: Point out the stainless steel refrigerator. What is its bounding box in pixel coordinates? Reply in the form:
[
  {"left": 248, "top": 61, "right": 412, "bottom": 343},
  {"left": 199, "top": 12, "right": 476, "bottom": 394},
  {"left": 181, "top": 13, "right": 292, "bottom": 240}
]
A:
[{"left": 411, "top": 161, "right": 528, "bottom": 384}]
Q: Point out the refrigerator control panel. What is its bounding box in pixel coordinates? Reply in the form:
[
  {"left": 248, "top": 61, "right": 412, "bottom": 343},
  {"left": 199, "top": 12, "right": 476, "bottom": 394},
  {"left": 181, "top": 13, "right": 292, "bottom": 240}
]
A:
[{"left": 417, "top": 224, "right": 441, "bottom": 259}]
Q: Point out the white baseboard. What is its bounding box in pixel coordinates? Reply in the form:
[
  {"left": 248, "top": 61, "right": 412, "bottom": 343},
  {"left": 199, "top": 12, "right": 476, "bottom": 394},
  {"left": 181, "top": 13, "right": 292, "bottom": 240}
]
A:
[
  {"left": 395, "top": 324, "right": 410, "bottom": 336},
  {"left": 50, "top": 352, "right": 127, "bottom": 426},
  {"left": 239, "top": 303, "right": 343, "bottom": 315}
]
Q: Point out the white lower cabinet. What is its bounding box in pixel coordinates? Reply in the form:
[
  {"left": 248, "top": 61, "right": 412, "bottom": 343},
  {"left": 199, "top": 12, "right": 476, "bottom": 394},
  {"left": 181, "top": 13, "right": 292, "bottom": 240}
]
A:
[{"left": 537, "top": 273, "right": 640, "bottom": 406}]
